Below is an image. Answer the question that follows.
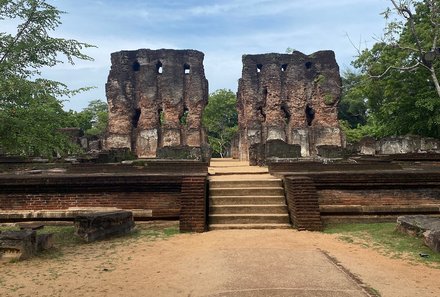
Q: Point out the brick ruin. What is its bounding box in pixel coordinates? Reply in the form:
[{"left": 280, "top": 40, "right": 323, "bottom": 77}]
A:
[
  {"left": 105, "top": 49, "right": 208, "bottom": 158},
  {"left": 237, "top": 50, "right": 344, "bottom": 160}
]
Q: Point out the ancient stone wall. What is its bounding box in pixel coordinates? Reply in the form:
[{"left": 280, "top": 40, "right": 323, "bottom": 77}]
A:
[
  {"left": 237, "top": 50, "right": 344, "bottom": 160},
  {"left": 105, "top": 49, "right": 208, "bottom": 158}
]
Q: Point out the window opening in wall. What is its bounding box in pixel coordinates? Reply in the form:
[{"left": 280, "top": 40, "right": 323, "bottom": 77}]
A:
[
  {"left": 305, "top": 105, "right": 315, "bottom": 126},
  {"left": 305, "top": 61, "right": 312, "bottom": 69},
  {"left": 158, "top": 109, "right": 165, "bottom": 125},
  {"left": 256, "top": 64, "right": 263, "bottom": 73},
  {"left": 156, "top": 61, "right": 163, "bottom": 74},
  {"left": 257, "top": 106, "right": 266, "bottom": 122},
  {"left": 281, "top": 105, "right": 290, "bottom": 124},
  {"left": 132, "top": 108, "right": 141, "bottom": 128},
  {"left": 184, "top": 64, "right": 191, "bottom": 74},
  {"left": 262, "top": 87, "right": 268, "bottom": 100},
  {"left": 132, "top": 61, "right": 140, "bottom": 72},
  {"left": 281, "top": 64, "right": 288, "bottom": 72},
  {"left": 180, "top": 107, "right": 189, "bottom": 125}
]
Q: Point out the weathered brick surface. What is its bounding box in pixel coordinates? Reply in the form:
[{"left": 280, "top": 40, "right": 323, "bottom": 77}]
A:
[
  {"left": 237, "top": 51, "right": 343, "bottom": 160},
  {"left": 284, "top": 176, "right": 323, "bottom": 231},
  {"left": 105, "top": 49, "right": 208, "bottom": 157},
  {"left": 0, "top": 173, "right": 208, "bottom": 233},
  {"left": 180, "top": 176, "right": 207, "bottom": 233},
  {"left": 282, "top": 171, "right": 440, "bottom": 223}
]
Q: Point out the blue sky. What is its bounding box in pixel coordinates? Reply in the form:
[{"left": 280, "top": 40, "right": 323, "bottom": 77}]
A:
[{"left": 40, "top": 0, "right": 389, "bottom": 111}]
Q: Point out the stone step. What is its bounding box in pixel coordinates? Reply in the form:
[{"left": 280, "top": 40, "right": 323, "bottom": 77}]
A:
[
  {"left": 210, "top": 187, "right": 285, "bottom": 196},
  {"left": 210, "top": 204, "right": 288, "bottom": 214},
  {"left": 209, "top": 223, "right": 292, "bottom": 230},
  {"left": 209, "top": 214, "right": 290, "bottom": 224},
  {"left": 210, "top": 196, "right": 286, "bottom": 205},
  {"left": 210, "top": 167, "right": 269, "bottom": 175},
  {"left": 209, "top": 179, "right": 282, "bottom": 189}
]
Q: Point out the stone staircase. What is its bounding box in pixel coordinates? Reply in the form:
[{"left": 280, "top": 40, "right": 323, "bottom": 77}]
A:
[{"left": 208, "top": 159, "right": 291, "bottom": 230}]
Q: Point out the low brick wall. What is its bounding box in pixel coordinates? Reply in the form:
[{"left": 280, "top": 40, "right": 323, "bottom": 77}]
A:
[
  {"left": 279, "top": 166, "right": 440, "bottom": 225},
  {"left": 0, "top": 172, "right": 208, "bottom": 233}
]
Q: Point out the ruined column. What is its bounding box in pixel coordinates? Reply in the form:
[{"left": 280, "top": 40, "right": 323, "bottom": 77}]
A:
[
  {"left": 105, "top": 49, "right": 208, "bottom": 158},
  {"left": 237, "top": 50, "right": 344, "bottom": 160}
]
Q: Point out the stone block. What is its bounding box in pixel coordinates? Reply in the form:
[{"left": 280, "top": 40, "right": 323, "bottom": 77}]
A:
[
  {"left": 162, "top": 129, "right": 181, "bottom": 147},
  {"left": 74, "top": 210, "right": 135, "bottom": 242},
  {"left": 36, "top": 233, "right": 54, "bottom": 252},
  {"left": 80, "top": 137, "right": 89, "bottom": 149},
  {"left": 423, "top": 230, "right": 440, "bottom": 253},
  {"left": 0, "top": 230, "right": 36, "bottom": 261},
  {"left": 89, "top": 140, "right": 101, "bottom": 151},
  {"left": 317, "top": 145, "right": 346, "bottom": 158},
  {"left": 265, "top": 139, "right": 301, "bottom": 159},
  {"left": 291, "top": 128, "right": 310, "bottom": 157},
  {"left": 249, "top": 143, "right": 265, "bottom": 166},
  {"left": 156, "top": 145, "right": 203, "bottom": 160},
  {"left": 136, "top": 129, "right": 158, "bottom": 157},
  {"left": 397, "top": 215, "right": 440, "bottom": 237}
]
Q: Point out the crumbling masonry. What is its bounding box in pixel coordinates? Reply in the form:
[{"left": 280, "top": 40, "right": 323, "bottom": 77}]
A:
[
  {"left": 105, "top": 49, "right": 208, "bottom": 157},
  {"left": 237, "top": 50, "right": 344, "bottom": 159}
]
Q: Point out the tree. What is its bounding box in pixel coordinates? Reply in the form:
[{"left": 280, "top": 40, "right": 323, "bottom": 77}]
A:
[
  {"left": 347, "top": 0, "right": 440, "bottom": 139},
  {"left": 65, "top": 100, "right": 108, "bottom": 138},
  {"left": 202, "top": 89, "right": 238, "bottom": 157},
  {"left": 0, "top": 0, "right": 94, "bottom": 156},
  {"left": 338, "top": 70, "right": 368, "bottom": 128}
]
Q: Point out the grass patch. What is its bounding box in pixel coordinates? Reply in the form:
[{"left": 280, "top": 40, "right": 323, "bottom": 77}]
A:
[
  {"left": 324, "top": 222, "right": 440, "bottom": 267},
  {"left": 0, "top": 222, "right": 180, "bottom": 261}
]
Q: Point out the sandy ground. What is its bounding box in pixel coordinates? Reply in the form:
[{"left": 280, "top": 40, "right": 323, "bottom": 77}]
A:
[{"left": 1, "top": 224, "right": 439, "bottom": 297}]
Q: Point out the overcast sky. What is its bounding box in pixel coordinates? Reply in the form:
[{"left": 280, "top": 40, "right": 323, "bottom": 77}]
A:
[{"left": 39, "top": 0, "right": 389, "bottom": 111}]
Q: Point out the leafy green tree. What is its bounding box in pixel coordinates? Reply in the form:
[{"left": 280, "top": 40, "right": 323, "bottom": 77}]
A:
[
  {"left": 338, "top": 70, "right": 368, "bottom": 128},
  {"left": 346, "top": 0, "right": 440, "bottom": 140},
  {"left": 0, "top": 0, "right": 94, "bottom": 156},
  {"left": 0, "top": 78, "right": 79, "bottom": 156},
  {"left": 65, "top": 100, "right": 108, "bottom": 137},
  {"left": 202, "top": 89, "right": 238, "bottom": 157}
]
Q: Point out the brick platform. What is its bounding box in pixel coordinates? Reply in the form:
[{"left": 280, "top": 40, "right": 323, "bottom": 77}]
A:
[{"left": 0, "top": 167, "right": 208, "bottom": 233}]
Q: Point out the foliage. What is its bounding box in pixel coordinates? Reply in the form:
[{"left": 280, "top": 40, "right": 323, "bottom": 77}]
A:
[
  {"left": 202, "top": 89, "right": 238, "bottom": 157},
  {"left": 65, "top": 100, "right": 108, "bottom": 137},
  {"left": 324, "top": 222, "right": 440, "bottom": 266},
  {"left": 338, "top": 70, "right": 368, "bottom": 129},
  {"left": 0, "top": 77, "right": 80, "bottom": 156},
  {"left": 0, "top": 0, "right": 94, "bottom": 157},
  {"left": 343, "top": 0, "right": 440, "bottom": 140}
]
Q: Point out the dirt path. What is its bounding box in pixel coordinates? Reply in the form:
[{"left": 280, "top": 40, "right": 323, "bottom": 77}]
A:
[{"left": 1, "top": 226, "right": 439, "bottom": 297}]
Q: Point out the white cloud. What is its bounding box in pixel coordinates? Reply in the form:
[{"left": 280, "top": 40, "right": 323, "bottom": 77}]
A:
[{"left": 36, "top": 0, "right": 388, "bottom": 110}]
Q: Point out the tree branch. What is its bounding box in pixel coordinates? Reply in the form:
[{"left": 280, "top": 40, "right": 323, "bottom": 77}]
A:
[
  {"left": 369, "top": 62, "right": 421, "bottom": 78},
  {"left": 0, "top": 2, "right": 37, "bottom": 66}
]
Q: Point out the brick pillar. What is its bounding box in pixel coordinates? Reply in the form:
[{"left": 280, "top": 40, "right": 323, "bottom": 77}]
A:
[
  {"left": 180, "top": 176, "right": 207, "bottom": 232},
  {"left": 284, "top": 176, "right": 322, "bottom": 231}
]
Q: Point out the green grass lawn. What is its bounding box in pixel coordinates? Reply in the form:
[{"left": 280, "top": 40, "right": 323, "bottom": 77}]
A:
[{"left": 324, "top": 222, "right": 440, "bottom": 267}]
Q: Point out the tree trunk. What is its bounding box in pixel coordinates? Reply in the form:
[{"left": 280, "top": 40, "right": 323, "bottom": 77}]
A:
[{"left": 430, "top": 67, "right": 440, "bottom": 98}]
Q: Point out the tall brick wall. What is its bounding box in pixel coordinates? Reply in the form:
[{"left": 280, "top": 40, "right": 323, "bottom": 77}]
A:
[{"left": 105, "top": 49, "right": 208, "bottom": 157}]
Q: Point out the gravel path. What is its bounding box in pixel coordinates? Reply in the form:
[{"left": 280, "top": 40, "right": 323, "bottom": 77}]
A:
[{"left": 1, "top": 227, "right": 439, "bottom": 297}]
